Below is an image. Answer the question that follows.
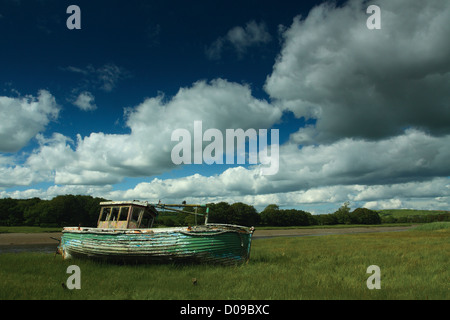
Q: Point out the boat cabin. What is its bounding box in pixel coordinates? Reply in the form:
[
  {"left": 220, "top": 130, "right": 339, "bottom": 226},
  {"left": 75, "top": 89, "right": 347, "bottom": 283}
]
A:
[{"left": 97, "top": 201, "right": 158, "bottom": 229}]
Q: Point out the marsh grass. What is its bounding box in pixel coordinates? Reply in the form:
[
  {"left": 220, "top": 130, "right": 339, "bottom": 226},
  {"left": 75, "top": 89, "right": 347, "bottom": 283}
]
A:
[
  {"left": 0, "top": 227, "right": 448, "bottom": 300},
  {"left": 412, "top": 221, "right": 450, "bottom": 231}
]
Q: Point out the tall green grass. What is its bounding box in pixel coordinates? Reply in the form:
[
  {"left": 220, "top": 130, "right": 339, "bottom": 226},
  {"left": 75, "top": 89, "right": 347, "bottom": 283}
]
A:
[
  {"left": 0, "top": 227, "right": 448, "bottom": 300},
  {"left": 412, "top": 221, "right": 450, "bottom": 231}
]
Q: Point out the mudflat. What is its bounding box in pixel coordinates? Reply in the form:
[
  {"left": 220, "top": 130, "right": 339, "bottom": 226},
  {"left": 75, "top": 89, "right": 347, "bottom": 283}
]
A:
[
  {"left": 0, "top": 226, "right": 415, "bottom": 246},
  {"left": 0, "top": 232, "right": 63, "bottom": 246}
]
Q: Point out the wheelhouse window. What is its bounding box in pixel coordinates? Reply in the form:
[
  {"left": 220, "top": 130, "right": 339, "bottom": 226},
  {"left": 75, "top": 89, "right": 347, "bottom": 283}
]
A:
[
  {"left": 97, "top": 203, "right": 157, "bottom": 229},
  {"left": 130, "top": 207, "right": 143, "bottom": 224},
  {"left": 118, "top": 206, "right": 130, "bottom": 221},
  {"left": 99, "top": 207, "right": 111, "bottom": 221},
  {"left": 140, "top": 211, "right": 153, "bottom": 228},
  {"left": 110, "top": 207, "right": 120, "bottom": 221}
]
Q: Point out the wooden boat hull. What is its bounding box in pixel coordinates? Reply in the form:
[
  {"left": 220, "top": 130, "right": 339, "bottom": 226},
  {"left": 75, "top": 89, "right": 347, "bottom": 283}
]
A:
[{"left": 58, "top": 224, "right": 254, "bottom": 265}]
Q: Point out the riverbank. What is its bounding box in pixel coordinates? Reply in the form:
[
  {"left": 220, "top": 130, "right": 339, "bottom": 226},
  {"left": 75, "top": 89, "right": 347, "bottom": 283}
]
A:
[{"left": 0, "top": 232, "right": 62, "bottom": 246}]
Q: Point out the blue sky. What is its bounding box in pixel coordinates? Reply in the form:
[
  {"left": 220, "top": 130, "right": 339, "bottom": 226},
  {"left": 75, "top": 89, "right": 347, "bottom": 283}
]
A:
[
  {"left": 1, "top": 0, "right": 449, "bottom": 213},
  {"left": 1, "top": 0, "right": 307, "bottom": 149}
]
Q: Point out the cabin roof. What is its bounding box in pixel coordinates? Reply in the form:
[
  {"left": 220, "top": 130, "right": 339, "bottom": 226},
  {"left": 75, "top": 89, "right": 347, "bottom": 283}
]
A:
[{"left": 100, "top": 200, "right": 151, "bottom": 207}]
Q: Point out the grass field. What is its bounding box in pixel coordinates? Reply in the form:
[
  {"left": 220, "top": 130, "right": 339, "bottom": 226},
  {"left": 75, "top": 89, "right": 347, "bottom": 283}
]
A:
[{"left": 0, "top": 222, "right": 448, "bottom": 300}]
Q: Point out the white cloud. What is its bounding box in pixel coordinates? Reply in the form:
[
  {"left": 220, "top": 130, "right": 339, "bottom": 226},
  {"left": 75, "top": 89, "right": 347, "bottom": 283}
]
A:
[
  {"left": 2, "top": 83, "right": 449, "bottom": 212},
  {"left": 0, "top": 184, "right": 113, "bottom": 201},
  {"left": 2, "top": 130, "right": 449, "bottom": 212},
  {"left": 363, "top": 195, "right": 450, "bottom": 212},
  {"left": 27, "top": 133, "right": 75, "bottom": 172},
  {"left": 0, "top": 164, "right": 37, "bottom": 188},
  {"left": 276, "top": 129, "right": 450, "bottom": 190},
  {"left": 2, "top": 173, "right": 448, "bottom": 214},
  {"left": 71, "top": 79, "right": 279, "bottom": 182},
  {"left": 0, "top": 133, "right": 73, "bottom": 188},
  {"left": 0, "top": 90, "right": 59, "bottom": 152},
  {"left": 97, "top": 129, "right": 450, "bottom": 211},
  {"left": 265, "top": 0, "right": 450, "bottom": 143},
  {"left": 72, "top": 91, "right": 97, "bottom": 111},
  {"left": 1, "top": 79, "right": 281, "bottom": 187},
  {"left": 206, "top": 20, "right": 272, "bottom": 60},
  {"left": 61, "top": 126, "right": 448, "bottom": 203}
]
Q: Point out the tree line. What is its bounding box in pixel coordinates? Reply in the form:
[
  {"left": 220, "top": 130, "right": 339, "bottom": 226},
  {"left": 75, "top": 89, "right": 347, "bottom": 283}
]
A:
[
  {"left": 0, "top": 195, "right": 106, "bottom": 227},
  {"left": 0, "top": 196, "right": 448, "bottom": 228}
]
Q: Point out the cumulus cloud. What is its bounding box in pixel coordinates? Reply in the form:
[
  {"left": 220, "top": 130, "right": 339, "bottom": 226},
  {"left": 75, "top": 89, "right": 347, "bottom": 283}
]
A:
[
  {"left": 72, "top": 91, "right": 97, "bottom": 111},
  {"left": 68, "top": 79, "right": 279, "bottom": 183},
  {"left": 206, "top": 20, "right": 272, "bottom": 60},
  {"left": 2, "top": 79, "right": 281, "bottom": 187},
  {"left": 2, "top": 128, "right": 449, "bottom": 212},
  {"left": 0, "top": 184, "right": 113, "bottom": 201},
  {"left": 103, "top": 129, "right": 450, "bottom": 199},
  {"left": 0, "top": 133, "right": 72, "bottom": 188},
  {"left": 265, "top": 0, "right": 450, "bottom": 144},
  {"left": 0, "top": 90, "right": 59, "bottom": 152},
  {"left": 17, "top": 126, "right": 438, "bottom": 211},
  {"left": 276, "top": 129, "right": 450, "bottom": 189}
]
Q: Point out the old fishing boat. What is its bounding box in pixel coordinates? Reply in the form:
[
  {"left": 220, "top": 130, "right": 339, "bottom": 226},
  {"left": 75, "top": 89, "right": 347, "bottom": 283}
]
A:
[{"left": 58, "top": 201, "right": 254, "bottom": 265}]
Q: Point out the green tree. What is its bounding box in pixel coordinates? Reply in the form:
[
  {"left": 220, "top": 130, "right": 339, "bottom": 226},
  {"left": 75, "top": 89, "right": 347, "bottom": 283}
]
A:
[
  {"left": 229, "top": 202, "right": 259, "bottom": 226},
  {"left": 260, "top": 204, "right": 279, "bottom": 226},
  {"left": 158, "top": 216, "right": 176, "bottom": 227},
  {"left": 22, "top": 198, "right": 44, "bottom": 226},
  {"left": 350, "top": 208, "right": 381, "bottom": 224},
  {"left": 183, "top": 206, "right": 206, "bottom": 226},
  {"left": 0, "top": 198, "right": 18, "bottom": 225},
  {"left": 207, "top": 202, "right": 233, "bottom": 224},
  {"left": 316, "top": 213, "right": 338, "bottom": 225},
  {"left": 84, "top": 196, "right": 106, "bottom": 226},
  {"left": 334, "top": 201, "right": 352, "bottom": 224},
  {"left": 260, "top": 205, "right": 314, "bottom": 226}
]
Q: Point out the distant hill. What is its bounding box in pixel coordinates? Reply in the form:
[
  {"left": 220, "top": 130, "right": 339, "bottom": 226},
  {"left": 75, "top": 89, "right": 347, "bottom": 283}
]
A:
[
  {"left": 377, "top": 209, "right": 450, "bottom": 218},
  {"left": 377, "top": 209, "right": 450, "bottom": 223}
]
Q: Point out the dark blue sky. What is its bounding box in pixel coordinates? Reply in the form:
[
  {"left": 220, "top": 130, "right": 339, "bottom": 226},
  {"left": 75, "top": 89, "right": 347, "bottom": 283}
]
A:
[
  {"left": 1, "top": 0, "right": 322, "bottom": 194},
  {"left": 1, "top": 0, "right": 448, "bottom": 213},
  {"left": 1, "top": 0, "right": 325, "bottom": 140}
]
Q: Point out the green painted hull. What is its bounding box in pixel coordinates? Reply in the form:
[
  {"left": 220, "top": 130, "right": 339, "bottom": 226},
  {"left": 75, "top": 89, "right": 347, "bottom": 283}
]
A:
[{"left": 59, "top": 224, "right": 253, "bottom": 265}]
